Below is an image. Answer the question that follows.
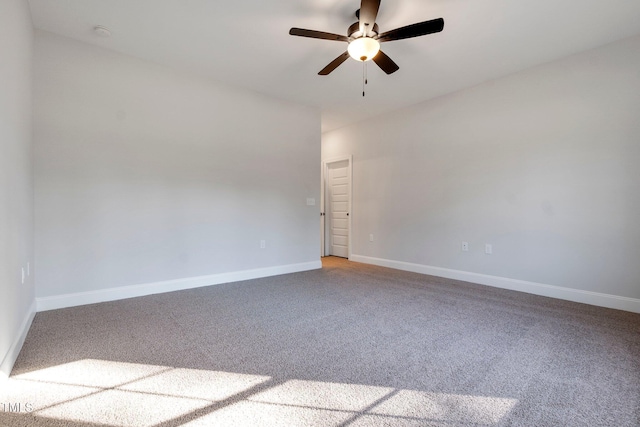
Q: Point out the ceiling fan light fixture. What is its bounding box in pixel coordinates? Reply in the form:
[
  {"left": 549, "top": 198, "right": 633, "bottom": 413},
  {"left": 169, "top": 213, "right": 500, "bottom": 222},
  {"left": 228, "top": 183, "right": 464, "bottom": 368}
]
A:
[{"left": 347, "top": 37, "right": 380, "bottom": 62}]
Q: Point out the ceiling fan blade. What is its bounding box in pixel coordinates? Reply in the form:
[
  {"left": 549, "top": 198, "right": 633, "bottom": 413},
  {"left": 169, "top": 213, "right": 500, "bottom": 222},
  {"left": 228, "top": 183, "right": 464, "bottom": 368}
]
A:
[
  {"left": 372, "top": 50, "right": 399, "bottom": 74},
  {"left": 359, "top": 0, "right": 381, "bottom": 35},
  {"left": 377, "top": 18, "right": 444, "bottom": 42},
  {"left": 289, "top": 28, "right": 349, "bottom": 42},
  {"left": 319, "top": 52, "right": 350, "bottom": 75}
]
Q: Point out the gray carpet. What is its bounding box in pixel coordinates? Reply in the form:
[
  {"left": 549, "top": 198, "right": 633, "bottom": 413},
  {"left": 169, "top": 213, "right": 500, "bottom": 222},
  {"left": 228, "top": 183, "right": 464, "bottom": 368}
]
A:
[{"left": 2, "top": 257, "right": 639, "bottom": 426}]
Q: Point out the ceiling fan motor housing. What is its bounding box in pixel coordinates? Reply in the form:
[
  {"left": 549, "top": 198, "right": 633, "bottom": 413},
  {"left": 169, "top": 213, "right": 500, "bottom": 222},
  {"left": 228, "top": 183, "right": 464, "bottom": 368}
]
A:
[{"left": 348, "top": 22, "right": 379, "bottom": 40}]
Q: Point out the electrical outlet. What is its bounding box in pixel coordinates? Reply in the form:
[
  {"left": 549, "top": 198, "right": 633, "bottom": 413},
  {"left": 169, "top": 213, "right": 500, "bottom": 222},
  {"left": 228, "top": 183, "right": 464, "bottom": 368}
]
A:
[
  {"left": 462, "top": 241, "right": 469, "bottom": 252},
  {"left": 485, "top": 244, "right": 492, "bottom": 254},
  {"left": 260, "top": 240, "right": 266, "bottom": 249},
  {"left": 369, "top": 234, "right": 374, "bottom": 242}
]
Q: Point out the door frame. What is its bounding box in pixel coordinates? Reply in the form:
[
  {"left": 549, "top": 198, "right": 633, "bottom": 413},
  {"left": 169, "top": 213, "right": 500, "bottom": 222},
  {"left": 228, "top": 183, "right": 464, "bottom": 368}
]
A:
[{"left": 321, "top": 155, "right": 353, "bottom": 259}]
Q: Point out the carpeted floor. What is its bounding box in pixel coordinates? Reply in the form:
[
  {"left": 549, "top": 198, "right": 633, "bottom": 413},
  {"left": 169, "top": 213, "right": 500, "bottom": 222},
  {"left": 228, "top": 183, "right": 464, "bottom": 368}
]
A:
[{"left": 2, "top": 257, "right": 639, "bottom": 426}]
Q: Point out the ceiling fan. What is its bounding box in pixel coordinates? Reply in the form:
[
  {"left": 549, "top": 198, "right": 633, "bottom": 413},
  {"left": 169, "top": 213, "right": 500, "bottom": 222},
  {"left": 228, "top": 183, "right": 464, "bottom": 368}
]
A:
[{"left": 289, "top": 0, "right": 444, "bottom": 76}]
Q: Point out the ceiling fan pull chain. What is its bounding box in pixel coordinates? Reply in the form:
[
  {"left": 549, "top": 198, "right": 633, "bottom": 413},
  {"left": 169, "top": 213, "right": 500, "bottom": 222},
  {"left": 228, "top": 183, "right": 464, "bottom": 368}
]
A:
[
  {"left": 365, "top": 61, "right": 368, "bottom": 85},
  {"left": 362, "top": 61, "right": 366, "bottom": 97}
]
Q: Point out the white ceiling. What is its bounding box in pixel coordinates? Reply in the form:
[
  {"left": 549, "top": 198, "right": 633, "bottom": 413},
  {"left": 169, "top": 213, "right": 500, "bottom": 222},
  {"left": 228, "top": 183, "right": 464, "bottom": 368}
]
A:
[{"left": 28, "top": 0, "right": 640, "bottom": 132}]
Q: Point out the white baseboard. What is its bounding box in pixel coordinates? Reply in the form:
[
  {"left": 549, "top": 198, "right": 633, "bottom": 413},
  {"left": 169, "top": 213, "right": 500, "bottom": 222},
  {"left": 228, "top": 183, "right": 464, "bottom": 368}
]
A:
[
  {"left": 350, "top": 255, "right": 640, "bottom": 313},
  {"left": 1, "top": 299, "right": 36, "bottom": 381},
  {"left": 36, "top": 260, "right": 322, "bottom": 312}
]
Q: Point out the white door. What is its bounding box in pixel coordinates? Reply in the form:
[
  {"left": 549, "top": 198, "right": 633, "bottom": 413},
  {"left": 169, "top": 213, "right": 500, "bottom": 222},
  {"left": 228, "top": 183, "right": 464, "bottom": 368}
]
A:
[{"left": 326, "top": 160, "right": 350, "bottom": 258}]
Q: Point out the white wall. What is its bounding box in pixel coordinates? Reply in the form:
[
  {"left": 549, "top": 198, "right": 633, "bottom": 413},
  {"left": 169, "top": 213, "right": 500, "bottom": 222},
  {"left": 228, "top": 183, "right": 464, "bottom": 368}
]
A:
[
  {"left": 0, "top": 0, "right": 35, "bottom": 379},
  {"left": 323, "top": 35, "right": 640, "bottom": 307},
  {"left": 34, "top": 32, "right": 320, "bottom": 304}
]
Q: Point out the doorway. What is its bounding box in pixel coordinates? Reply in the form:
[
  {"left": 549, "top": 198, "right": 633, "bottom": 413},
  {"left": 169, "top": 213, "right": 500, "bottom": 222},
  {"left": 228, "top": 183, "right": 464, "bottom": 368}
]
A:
[{"left": 321, "top": 156, "right": 352, "bottom": 258}]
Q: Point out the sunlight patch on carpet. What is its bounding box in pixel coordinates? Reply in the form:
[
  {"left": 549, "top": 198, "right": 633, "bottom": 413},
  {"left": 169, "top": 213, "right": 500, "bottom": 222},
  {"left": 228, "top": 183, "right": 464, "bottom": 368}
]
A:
[{"left": 1, "top": 359, "right": 518, "bottom": 426}]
